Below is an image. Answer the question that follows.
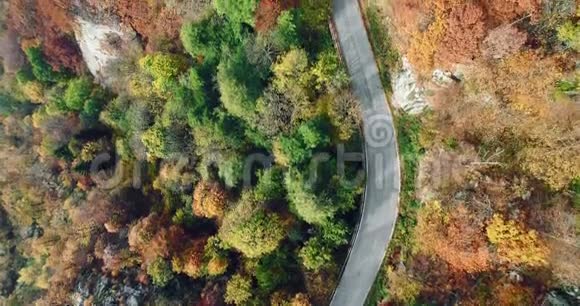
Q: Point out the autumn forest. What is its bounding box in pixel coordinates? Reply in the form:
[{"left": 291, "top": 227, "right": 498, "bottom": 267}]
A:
[{"left": 0, "top": 0, "right": 578, "bottom": 305}]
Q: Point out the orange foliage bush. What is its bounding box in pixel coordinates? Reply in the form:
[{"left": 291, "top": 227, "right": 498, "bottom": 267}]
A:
[
  {"left": 255, "top": 0, "right": 283, "bottom": 33},
  {"left": 427, "top": 0, "right": 465, "bottom": 11},
  {"left": 129, "top": 215, "right": 194, "bottom": 270},
  {"left": 304, "top": 268, "right": 338, "bottom": 306},
  {"left": 435, "top": 2, "right": 486, "bottom": 67},
  {"left": 115, "top": 0, "right": 153, "bottom": 44},
  {"left": 115, "top": 0, "right": 211, "bottom": 52},
  {"left": 193, "top": 180, "right": 229, "bottom": 220},
  {"left": 8, "top": 0, "right": 37, "bottom": 38},
  {"left": 42, "top": 33, "right": 85, "bottom": 74},
  {"left": 395, "top": 0, "right": 544, "bottom": 73},
  {"left": 71, "top": 191, "right": 122, "bottom": 229},
  {"left": 290, "top": 293, "right": 312, "bottom": 306},
  {"left": 485, "top": 0, "right": 542, "bottom": 23},
  {"left": 389, "top": 0, "right": 429, "bottom": 38},
  {"left": 491, "top": 282, "right": 534, "bottom": 305},
  {"left": 414, "top": 202, "right": 490, "bottom": 273},
  {"left": 481, "top": 24, "right": 528, "bottom": 59},
  {"left": 171, "top": 237, "right": 208, "bottom": 278},
  {"left": 8, "top": 0, "right": 85, "bottom": 73},
  {"left": 407, "top": 254, "right": 472, "bottom": 304},
  {"left": 494, "top": 51, "right": 562, "bottom": 100},
  {"left": 254, "top": 0, "right": 299, "bottom": 33},
  {"left": 207, "top": 257, "right": 228, "bottom": 276},
  {"left": 406, "top": 8, "right": 447, "bottom": 74},
  {"left": 128, "top": 214, "right": 165, "bottom": 261},
  {"left": 37, "top": 0, "right": 72, "bottom": 33}
]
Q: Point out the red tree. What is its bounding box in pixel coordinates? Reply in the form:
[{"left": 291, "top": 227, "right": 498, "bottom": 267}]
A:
[{"left": 435, "top": 2, "right": 487, "bottom": 67}]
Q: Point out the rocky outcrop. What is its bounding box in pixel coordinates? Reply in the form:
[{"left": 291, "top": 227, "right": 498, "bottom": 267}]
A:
[
  {"left": 391, "top": 57, "right": 460, "bottom": 115},
  {"left": 73, "top": 271, "right": 149, "bottom": 306},
  {"left": 74, "top": 17, "right": 140, "bottom": 86},
  {"left": 391, "top": 57, "right": 429, "bottom": 114}
]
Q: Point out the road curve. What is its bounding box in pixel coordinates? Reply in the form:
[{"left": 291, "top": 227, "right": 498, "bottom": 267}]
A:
[{"left": 330, "top": 0, "right": 401, "bottom": 305}]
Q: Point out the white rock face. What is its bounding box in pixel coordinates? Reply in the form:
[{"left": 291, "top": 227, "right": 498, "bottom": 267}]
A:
[
  {"left": 74, "top": 18, "right": 138, "bottom": 85},
  {"left": 391, "top": 57, "right": 429, "bottom": 114}
]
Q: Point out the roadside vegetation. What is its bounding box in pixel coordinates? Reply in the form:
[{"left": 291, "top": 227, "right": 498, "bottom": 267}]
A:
[
  {"left": 365, "top": 0, "right": 579, "bottom": 304},
  {"left": 0, "top": 0, "right": 365, "bottom": 304},
  {"left": 365, "top": 3, "right": 400, "bottom": 91}
]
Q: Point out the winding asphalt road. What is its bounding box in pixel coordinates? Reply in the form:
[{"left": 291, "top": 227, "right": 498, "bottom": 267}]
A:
[{"left": 330, "top": 0, "right": 401, "bottom": 305}]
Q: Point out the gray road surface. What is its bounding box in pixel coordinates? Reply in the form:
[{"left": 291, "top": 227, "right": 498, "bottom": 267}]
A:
[{"left": 330, "top": 0, "right": 401, "bottom": 305}]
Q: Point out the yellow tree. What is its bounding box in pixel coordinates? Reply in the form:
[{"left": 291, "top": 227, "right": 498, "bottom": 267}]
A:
[
  {"left": 414, "top": 201, "right": 491, "bottom": 273},
  {"left": 486, "top": 214, "right": 548, "bottom": 267},
  {"left": 171, "top": 237, "right": 207, "bottom": 278},
  {"left": 192, "top": 180, "right": 229, "bottom": 220},
  {"left": 386, "top": 267, "right": 421, "bottom": 304}
]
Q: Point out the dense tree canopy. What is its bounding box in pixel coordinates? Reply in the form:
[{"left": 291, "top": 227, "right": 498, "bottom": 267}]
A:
[
  {"left": 0, "top": 1, "right": 360, "bottom": 304},
  {"left": 225, "top": 274, "right": 253, "bottom": 305},
  {"left": 219, "top": 192, "right": 285, "bottom": 258},
  {"left": 214, "top": 0, "right": 259, "bottom": 26}
]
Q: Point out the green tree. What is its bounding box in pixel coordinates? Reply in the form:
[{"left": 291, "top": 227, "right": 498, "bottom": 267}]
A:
[
  {"left": 45, "top": 82, "right": 69, "bottom": 114},
  {"left": 386, "top": 267, "right": 421, "bottom": 305},
  {"left": 225, "top": 274, "right": 253, "bottom": 305},
  {"left": 256, "top": 250, "right": 292, "bottom": 292},
  {"left": 81, "top": 97, "right": 103, "bottom": 122},
  {"left": 320, "top": 220, "right": 350, "bottom": 247},
  {"left": 217, "top": 46, "right": 266, "bottom": 124},
  {"left": 275, "top": 117, "right": 331, "bottom": 166},
  {"left": 147, "top": 257, "right": 174, "bottom": 287},
  {"left": 327, "top": 90, "right": 361, "bottom": 141},
  {"left": 140, "top": 53, "right": 188, "bottom": 80},
  {"left": 23, "top": 47, "right": 63, "bottom": 83},
  {"left": 299, "top": 236, "right": 333, "bottom": 271},
  {"left": 571, "top": 178, "right": 580, "bottom": 208},
  {"left": 100, "top": 96, "right": 131, "bottom": 133},
  {"left": 275, "top": 136, "right": 310, "bottom": 166},
  {"left": 63, "top": 77, "right": 93, "bottom": 111},
  {"left": 180, "top": 15, "right": 224, "bottom": 66},
  {"left": 180, "top": 69, "right": 206, "bottom": 111},
  {"left": 218, "top": 154, "right": 244, "bottom": 188},
  {"left": 311, "top": 50, "right": 349, "bottom": 92},
  {"left": 216, "top": 65, "right": 256, "bottom": 123},
  {"left": 139, "top": 53, "right": 188, "bottom": 95},
  {"left": 272, "top": 48, "right": 311, "bottom": 107},
  {"left": 0, "top": 93, "right": 32, "bottom": 116},
  {"left": 329, "top": 175, "right": 362, "bottom": 213},
  {"left": 284, "top": 169, "right": 336, "bottom": 225},
  {"left": 204, "top": 236, "right": 229, "bottom": 276},
  {"left": 299, "top": 0, "right": 332, "bottom": 32},
  {"left": 255, "top": 166, "right": 286, "bottom": 202},
  {"left": 271, "top": 11, "right": 301, "bottom": 51},
  {"left": 141, "top": 123, "right": 186, "bottom": 159},
  {"left": 219, "top": 192, "right": 285, "bottom": 258},
  {"left": 192, "top": 111, "right": 247, "bottom": 154},
  {"left": 298, "top": 117, "right": 331, "bottom": 149},
  {"left": 214, "top": 0, "right": 259, "bottom": 26},
  {"left": 256, "top": 86, "right": 295, "bottom": 137}
]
